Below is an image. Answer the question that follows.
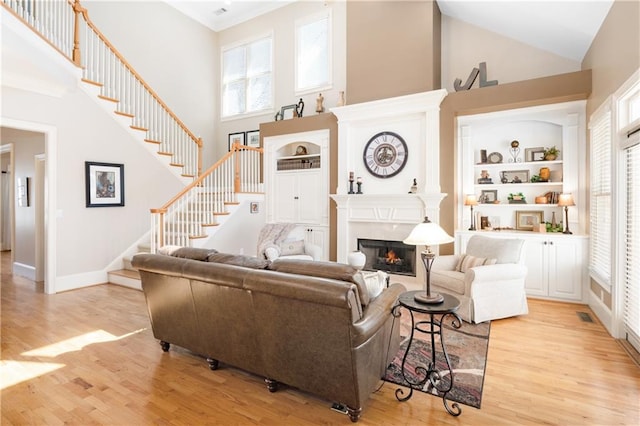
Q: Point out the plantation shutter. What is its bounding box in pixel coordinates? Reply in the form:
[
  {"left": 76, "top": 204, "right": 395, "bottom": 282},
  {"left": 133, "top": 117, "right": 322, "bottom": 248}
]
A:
[
  {"left": 589, "top": 107, "right": 612, "bottom": 287},
  {"left": 623, "top": 128, "right": 640, "bottom": 350}
]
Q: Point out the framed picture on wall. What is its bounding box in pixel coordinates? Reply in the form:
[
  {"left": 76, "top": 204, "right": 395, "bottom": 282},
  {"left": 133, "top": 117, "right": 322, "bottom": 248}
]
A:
[
  {"left": 515, "top": 210, "right": 544, "bottom": 231},
  {"left": 228, "top": 132, "right": 245, "bottom": 151},
  {"left": 85, "top": 161, "right": 124, "bottom": 207},
  {"left": 246, "top": 130, "right": 260, "bottom": 147}
]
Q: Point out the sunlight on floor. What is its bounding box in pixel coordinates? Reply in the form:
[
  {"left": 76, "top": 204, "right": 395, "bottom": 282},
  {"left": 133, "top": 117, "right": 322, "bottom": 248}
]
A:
[
  {"left": 0, "top": 360, "right": 65, "bottom": 389},
  {"left": 22, "top": 328, "right": 147, "bottom": 357},
  {"left": 1, "top": 328, "right": 147, "bottom": 390}
]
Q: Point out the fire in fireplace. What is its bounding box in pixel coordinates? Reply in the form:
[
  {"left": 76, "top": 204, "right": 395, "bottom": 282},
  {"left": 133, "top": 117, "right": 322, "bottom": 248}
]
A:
[{"left": 357, "top": 239, "right": 416, "bottom": 276}]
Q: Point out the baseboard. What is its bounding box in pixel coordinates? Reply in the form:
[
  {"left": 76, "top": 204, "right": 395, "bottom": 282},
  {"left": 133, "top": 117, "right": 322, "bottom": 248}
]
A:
[
  {"left": 55, "top": 270, "right": 108, "bottom": 293},
  {"left": 13, "top": 262, "right": 35, "bottom": 281},
  {"left": 588, "top": 289, "right": 613, "bottom": 335}
]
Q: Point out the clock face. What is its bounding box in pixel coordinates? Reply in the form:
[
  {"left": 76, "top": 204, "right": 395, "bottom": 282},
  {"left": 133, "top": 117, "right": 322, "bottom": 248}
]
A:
[{"left": 363, "top": 131, "right": 408, "bottom": 178}]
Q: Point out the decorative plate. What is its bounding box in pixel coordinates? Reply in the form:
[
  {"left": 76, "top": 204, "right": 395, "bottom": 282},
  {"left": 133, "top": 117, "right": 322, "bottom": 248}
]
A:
[{"left": 488, "top": 152, "right": 503, "bottom": 164}]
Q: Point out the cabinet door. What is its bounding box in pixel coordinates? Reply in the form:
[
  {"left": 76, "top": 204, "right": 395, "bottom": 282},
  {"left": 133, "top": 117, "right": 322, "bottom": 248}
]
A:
[
  {"left": 273, "top": 173, "right": 297, "bottom": 222},
  {"left": 303, "top": 226, "right": 329, "bottom": 260},
  {"left": 547, "top": 237, "right": 583, "bottom": 301},
  {"left": 296, "top": 170, "right": 324, "bottom": 224},
  {"left": 522, "top": 238, "right": 548, "bottom": 297}
]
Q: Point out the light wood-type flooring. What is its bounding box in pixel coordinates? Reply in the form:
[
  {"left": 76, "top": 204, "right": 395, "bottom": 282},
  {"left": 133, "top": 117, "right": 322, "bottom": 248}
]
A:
[{"left": 1, "top": 251, "right": 639, "bottom": 425}]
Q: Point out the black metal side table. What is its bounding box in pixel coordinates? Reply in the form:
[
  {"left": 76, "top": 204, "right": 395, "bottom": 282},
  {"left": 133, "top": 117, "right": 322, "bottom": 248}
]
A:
[{"left": 392, "top": 291, "right": 462, "bottom": 416}]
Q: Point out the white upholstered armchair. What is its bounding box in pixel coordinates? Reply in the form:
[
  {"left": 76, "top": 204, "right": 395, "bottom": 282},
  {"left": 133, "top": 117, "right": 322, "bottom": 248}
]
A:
[
  {"left": 430, "top": 235, "right": 528, "bottom": 323},
  {"left": 257, "top": 224, "right": 322, "bottom": 261}
]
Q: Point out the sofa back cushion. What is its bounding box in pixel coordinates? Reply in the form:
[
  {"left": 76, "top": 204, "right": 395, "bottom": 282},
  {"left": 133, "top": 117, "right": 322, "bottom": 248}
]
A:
[
  {"left": 466, "top": 235, "right": 524, "bottom": 264},
  {"left": 160, "top": 246, "right": 218, "bottom": 261},
  {"left": 269, "top": 259, "right": 370, "bottom": 306},
  {"left": 207, "top": 252, "right": 271, "bottom": 269}
]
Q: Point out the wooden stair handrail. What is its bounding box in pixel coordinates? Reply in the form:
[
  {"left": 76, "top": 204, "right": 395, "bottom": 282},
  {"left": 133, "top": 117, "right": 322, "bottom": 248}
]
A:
[
  {"left": 152, "top": 143, "right": 263, "bottom": 214},
  {"left": 73, "top": 0, "right": 202, "bottom": 151}
]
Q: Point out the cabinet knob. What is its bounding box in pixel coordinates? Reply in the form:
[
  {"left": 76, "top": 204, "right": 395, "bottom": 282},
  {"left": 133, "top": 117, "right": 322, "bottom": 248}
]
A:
[
  {"left": 543, "top": 241, "right": 548, "bottom": 245},
  {"left": 294, "top": 196, "right": 299, "bottom": 200},
  {"left": 549, "top": 241, "right": 554, "bottom": 245}
]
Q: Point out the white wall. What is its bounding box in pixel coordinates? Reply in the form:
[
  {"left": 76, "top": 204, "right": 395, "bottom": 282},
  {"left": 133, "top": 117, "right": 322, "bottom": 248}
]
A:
[
  {"left": 83, "top": 0, "right": 219, "bottom": 166},
  {"left": 2, "top": 85, "right": 184, "bottom": 282},
  {"left": 441, "top": 14, "right": 581, "bottom": 93},
  {"left": 216, "top": 0, "right": 347, "bottom": 161}
]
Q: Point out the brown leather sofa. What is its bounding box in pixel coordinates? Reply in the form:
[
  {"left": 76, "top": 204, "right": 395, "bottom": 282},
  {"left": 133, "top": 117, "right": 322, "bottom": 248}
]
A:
[{"left": 131, "top": 248, "right": 405, "bottom": 422}]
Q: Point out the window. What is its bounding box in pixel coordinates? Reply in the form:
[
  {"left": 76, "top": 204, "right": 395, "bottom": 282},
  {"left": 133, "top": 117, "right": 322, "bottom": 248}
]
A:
[
  {"left": 222, "top": 35, "right": 272, "bottom": 118},
  {"left": 295, "top": 11, "right": 331, "bottom": 93},
  {"left": 617, "top": 72, "right": 640, "bottom": 352},
  {"left": 589, "top": 104, "right": 612, "bottom": 288}
]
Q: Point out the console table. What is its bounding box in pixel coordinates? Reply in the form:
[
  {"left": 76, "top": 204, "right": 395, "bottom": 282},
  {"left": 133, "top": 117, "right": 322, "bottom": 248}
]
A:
[{"left": 393, "top": 291, "right": 462, "bottom": 416}]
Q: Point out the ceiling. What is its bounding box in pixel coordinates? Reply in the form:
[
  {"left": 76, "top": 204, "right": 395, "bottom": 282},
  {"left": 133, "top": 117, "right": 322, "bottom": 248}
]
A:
[{"left": 163, "top": 0, "right": 614, "bottom": 62}]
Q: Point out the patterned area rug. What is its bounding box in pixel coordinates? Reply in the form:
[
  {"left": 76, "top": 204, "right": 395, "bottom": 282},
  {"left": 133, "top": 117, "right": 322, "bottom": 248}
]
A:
[{"left": 384, "top": 313, "right": 491, "bottom": 409}]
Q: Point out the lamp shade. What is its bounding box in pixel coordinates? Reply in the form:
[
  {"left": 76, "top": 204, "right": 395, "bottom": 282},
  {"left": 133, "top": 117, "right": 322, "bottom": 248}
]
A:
[
  {"left": 557, "top": 193, "right": 575, "bottom": 206},
  {"left": 403, "top": 217, "right": 455, "bottom": 246},
  {"left": 464, "top": 194, "right": 478, "bottom": 206}
]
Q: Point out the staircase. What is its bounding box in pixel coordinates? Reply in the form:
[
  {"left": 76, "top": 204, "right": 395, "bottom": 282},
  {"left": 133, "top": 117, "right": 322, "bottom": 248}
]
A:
[{"left": 3, "top": 0, "right": 264, "bottom": 289}]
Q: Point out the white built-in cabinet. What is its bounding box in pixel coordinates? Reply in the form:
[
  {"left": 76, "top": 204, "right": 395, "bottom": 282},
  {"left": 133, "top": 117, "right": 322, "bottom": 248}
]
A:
[
  {"left": 455, "top": 101, "right": 588, "bottom": 303},
  {"left": 264, "top": 129, "right": 330, "bottom": 260}
]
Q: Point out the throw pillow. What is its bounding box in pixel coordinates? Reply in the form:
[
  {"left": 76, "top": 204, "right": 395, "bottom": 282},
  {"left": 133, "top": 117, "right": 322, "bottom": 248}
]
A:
[
  {"left": 207, "top": 252, "right": 271, "bottom": 269},
  {"left": 455, "top": 254, "right": 497, "bottom": 273},
  {"left": 157, "top": 245, "right": 182, "bottom": 256},
  {"left": 279, "top": 239, "right": 306, "bottom": 256}
]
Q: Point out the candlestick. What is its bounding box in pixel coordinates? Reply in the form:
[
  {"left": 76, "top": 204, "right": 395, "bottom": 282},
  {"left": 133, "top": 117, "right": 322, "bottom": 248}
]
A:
[
  {"left": 349, "top": 171, "right": 354, "bottom": 181},
  {"left": 356, "top": 177, "right": 363, "bottom": 194}
]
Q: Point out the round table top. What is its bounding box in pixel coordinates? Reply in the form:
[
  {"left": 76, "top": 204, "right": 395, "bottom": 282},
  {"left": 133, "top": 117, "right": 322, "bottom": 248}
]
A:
[{"left": 397, "top": 291, "right": 460, "bottom": 315}]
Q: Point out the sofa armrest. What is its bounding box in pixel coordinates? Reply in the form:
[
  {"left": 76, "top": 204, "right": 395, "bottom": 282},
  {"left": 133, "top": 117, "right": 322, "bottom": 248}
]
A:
[
  {"left": 464, "top": 263, "right": 528, "bottom": 292},
  {"left": 432, "top": 254, "right": 461, "bottom": 271},
  {"left": 351, "top": 283, "right": 406, "bottom": 347}
]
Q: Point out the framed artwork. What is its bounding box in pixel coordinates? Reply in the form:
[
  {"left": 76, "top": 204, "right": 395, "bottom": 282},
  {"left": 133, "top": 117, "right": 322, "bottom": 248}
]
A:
[
  {"left": 525, "top": 147, "right": 545, "bottom": 162},
  {"left": 246, "top": 130, "right": 260, "bottom": 147},
  {"left": 280, "top": 104, "right": 298, "bottom": 120},
  {"left": 85, "top": 161, "right": 124, "bottom": 207},
  {"left": 250, "top": 202, "right": 259, "bottom": 214},
  {"left": 228, "top": 132, "right": 245, "bottom": 151},
  {"left": 502, "top": 169, "right": 530, "bottom": 184},
  {"left": 480, "top": 189, "right": 498, "bottom": 203},
  {"left": 515, "top": 210, "right": 544, "bottom": 231},
  {"left": 17, "top": 177, "right": 30, "bottom": 207}
]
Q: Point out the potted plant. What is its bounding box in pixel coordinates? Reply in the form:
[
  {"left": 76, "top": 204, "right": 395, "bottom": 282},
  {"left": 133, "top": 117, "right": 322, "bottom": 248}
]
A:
[{"left": 544, "top": 146, "right": 560, "bottom": 161}]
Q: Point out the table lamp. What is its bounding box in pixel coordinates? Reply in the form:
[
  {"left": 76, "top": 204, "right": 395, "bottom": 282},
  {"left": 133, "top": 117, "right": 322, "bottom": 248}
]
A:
[
  {"left": 557, "top": 193, "right": 575, "bottom": 234},
  {"left": 403, "top": 217, "right": 455, "bottom": 304},
  {"left": 464, "top": 195, "right": 478, "bottom": 231}
]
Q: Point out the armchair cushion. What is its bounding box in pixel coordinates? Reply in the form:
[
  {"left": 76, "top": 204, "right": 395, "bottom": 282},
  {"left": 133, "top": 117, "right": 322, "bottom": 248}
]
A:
[{"left": 456, "top": 254, "right": 497, "bottom": 272}]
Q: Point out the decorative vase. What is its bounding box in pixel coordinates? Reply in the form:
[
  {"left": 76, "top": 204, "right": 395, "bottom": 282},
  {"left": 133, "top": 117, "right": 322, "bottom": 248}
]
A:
[
  {"left": 539, "top": 167, "right": 550, "bottom": 181},
  {"left": 347, "top": 250, "right": 366, "bottom": 270},
  {"left": 337, "top": 91, "right": 345, "bottom": 107},
  {"left": 545, "top": 154, "right": 557, "bottom": 161}
]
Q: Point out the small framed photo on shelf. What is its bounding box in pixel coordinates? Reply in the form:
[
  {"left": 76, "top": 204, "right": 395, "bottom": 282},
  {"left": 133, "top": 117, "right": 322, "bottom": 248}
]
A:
[
  {"left": 281, "top": 104, "right": 298, "bottom": 120},
  {"left": 246, "top": 130, "right": 260, "bottom": 147},
  {"left": 85, "top": 161, "right": 124, "bottom": 207},
  {"left": 502, "top": 169, "right": 530, "bottom": 184},
  {"left": 515, "top": 210, "right": 544, "bottom": 231},
  {"left": 480, "top": 189, "right": 498, "bottom": 203},
  {"left": 228, "top": 132, "right": 245, "bottom": 151},
  {"left": 525, "top": 147, "right": 545, "bottom": 162}
]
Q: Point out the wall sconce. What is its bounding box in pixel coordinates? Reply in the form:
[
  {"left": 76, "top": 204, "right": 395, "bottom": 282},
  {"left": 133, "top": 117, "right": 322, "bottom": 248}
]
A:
[
  {"left": 557, "top": 193, "right": 575, "bottom": 234},
  {"left": 464, "top": 194, "right": 478, "bottom": 231}
]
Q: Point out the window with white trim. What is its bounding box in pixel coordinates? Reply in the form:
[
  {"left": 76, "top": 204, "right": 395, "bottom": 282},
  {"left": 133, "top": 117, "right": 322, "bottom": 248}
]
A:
[
  {"left": 295, "top": 11, "right": 331, "bottom": 93},
  {"left": 617, "top": 73, "right": 640, "bottom": 352},
  {"left": 221, "top": 35, "right": 273, "bottom": 118},
  {"left": 589, "top": 104, "right": 612, "bottom": 288}
]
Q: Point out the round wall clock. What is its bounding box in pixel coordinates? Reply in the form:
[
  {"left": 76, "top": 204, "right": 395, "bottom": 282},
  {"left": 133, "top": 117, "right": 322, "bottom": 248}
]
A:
[{"left": 363, "top": 131, "right": 408, "bottom": 178}]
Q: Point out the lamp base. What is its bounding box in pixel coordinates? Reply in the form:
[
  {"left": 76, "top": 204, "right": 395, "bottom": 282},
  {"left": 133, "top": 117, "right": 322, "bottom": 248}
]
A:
[{"left": 414, "top": 291, "right": 444, "bottom": 304}]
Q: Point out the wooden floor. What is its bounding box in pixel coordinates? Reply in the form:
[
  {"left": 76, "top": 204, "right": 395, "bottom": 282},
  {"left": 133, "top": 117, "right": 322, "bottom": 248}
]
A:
[{"left": 1, "top": 251, "right": 639, "bottom": 425}]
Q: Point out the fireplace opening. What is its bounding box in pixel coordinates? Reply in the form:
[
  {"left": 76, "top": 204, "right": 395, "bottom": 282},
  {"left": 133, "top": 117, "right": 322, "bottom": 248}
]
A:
[{"left": 357, "top": 239, "right": 416, "bottom": 276}]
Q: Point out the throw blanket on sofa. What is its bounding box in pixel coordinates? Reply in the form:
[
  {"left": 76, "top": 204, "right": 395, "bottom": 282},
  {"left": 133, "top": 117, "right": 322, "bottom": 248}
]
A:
[{"left": 257, "top": 223, "right": 297, "bottom": 259}]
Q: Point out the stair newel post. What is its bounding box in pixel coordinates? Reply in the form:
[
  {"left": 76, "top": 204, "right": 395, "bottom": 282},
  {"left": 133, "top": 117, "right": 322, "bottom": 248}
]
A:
[
  {"left": 72, "top": 0, "right": 84, "bottom": 66},
  {"left": 197, "top": 137, "right": 203, "bottom": 177},
  {"left": 233, "top": 142, "right": 241, "bottom": 193},
  {"left": 150, "top": 208, "right": 166, "bottom": 252}
]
